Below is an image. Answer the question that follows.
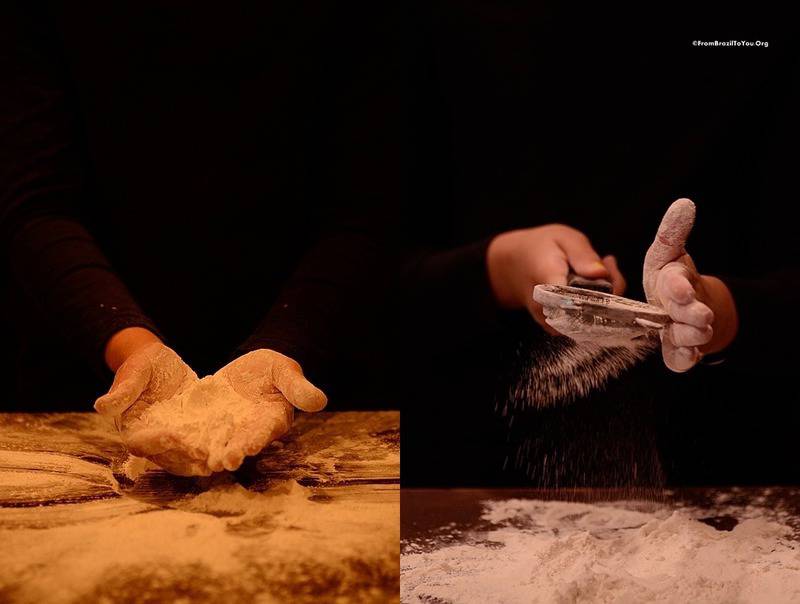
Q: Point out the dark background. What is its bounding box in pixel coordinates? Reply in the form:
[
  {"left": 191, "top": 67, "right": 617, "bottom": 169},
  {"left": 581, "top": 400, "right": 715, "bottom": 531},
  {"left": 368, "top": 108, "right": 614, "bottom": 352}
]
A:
[
  {"left": 0, "top": 2, "right": 408, "bottom": 411},
  {"left": 1, "top": 3, "right": 797, "bottom": 488},
  {"left": 396, "top": 4, "right": 800, "bottom": 489}
]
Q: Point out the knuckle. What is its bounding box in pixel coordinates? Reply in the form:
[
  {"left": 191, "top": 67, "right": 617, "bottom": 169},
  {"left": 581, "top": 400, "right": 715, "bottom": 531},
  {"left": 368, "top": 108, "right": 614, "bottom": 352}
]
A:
[{"left": 547, "top": 223, "right": 582, "bottom": 239}]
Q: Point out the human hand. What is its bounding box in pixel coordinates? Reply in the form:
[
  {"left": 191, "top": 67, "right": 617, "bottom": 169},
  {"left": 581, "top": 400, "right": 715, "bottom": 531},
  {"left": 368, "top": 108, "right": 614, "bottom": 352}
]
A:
[
  {"left": 487, "top": 224, "right": 626, "bottom": 331},
  {"left": 94, "top": 339, "right": 208, "bottom": 475},
  {"left": 206, "top": 349, "right": 327, "bottom": 472},
  {"left": 643, "top": 198, "right": 738, "bottom": 372}
]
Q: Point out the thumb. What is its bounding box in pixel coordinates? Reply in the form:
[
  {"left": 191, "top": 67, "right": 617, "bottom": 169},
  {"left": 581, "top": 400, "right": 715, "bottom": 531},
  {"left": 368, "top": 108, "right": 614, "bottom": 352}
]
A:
[
  {"left": 271, "top": 355, "right": 328, "bottom": 412},
  {"left": 94, "top": 354, "right": 152, "bottom": 416},
  {"left": 644, "top": 198, "right": 696, "bottom": 274}
]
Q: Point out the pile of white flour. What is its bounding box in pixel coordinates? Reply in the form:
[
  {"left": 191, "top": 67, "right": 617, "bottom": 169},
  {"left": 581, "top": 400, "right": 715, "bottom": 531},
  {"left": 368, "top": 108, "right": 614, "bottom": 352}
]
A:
[
  {"left": 129, "top": 375, "right": 290, "bottom": 475},
  {"left": 402, "top": 498, "right": 800, "bottom": 603},
  {"left": 139, "top": 376, "right": 253, "bottom": 446}
]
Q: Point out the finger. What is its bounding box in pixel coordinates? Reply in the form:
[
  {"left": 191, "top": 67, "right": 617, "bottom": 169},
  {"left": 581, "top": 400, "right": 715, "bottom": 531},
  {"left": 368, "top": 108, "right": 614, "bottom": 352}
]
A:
[
  {"left": 534, "top": 304, "right": 564, "bottom": 336},
  {"left": 666, "top": 322, "right": 713, "bottom": 347},
  {"left": 94, "top": 355, "right": 152, "bottom": 416},
  {"left": 124, "top": 423, "right": 207, "bottom": 462},
  {"left": 206, "top": 423, "right": 235, "bottom": 473},
  {"left": 644, "top": 198, "right": 696, "bottom": 273},
  {"left": 602, "top": 255, "right": 626, "bottom": 295},
  {"left": 124, "top": 428, "right": 183, "bottom": 457},
  {"left": 271, "top": 356, "right": 328, "bottom": 412},
  {"left": 532, "top": 253, "right": 573, "bottom": 333},
  {"left": 656, "top": 263, "right": 696, "bottom": 306},
  {"left": 151, "top": 453, "right": 213, "bottom": 477},
  {"left": 222, "top": 404, "right": 292, "bottom": 470},
  {"left": 206, "top": 446, "right": 226, "bottom": 474},
  {"left": 245, "top": 403, "right": 292, "bottom": 455},
  {"left": 220, "top": 447, "right": 245, "bottom": 473},
  {"left": 218, "top": 424, "right": 257, "bottom": 472},
  {"left": 661, "top": 330, "right": 700, "bottom": 373},
  {"left": 664, "top": 299, "right": 714, "bottom": 328},
  {"left": 536, "top": 248, "right": 570, "bottom": 286},
  {"left": 554, "top": 231, "right": 609, "bottom": 278}
]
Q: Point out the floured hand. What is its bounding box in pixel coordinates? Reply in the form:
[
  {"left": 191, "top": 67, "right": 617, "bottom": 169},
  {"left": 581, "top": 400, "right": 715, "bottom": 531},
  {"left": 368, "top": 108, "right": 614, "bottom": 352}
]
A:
[
  {"left": 487, "top": 224, "right": 626, "bottom": 332},
  {"left": 95, "top": 344, "right": 326, "bottom": 476},
  {"left": 127, "top": 374, "right": 294, "bottom": 476},
  {"left": 94, "top": 342, "right": 209, "bottom": 475},
  {"left": 208, "top": 349, "right": 327, "bottom": 472},
  {"left": 643, "top": 198, "right": 738, "bottom": 372}
]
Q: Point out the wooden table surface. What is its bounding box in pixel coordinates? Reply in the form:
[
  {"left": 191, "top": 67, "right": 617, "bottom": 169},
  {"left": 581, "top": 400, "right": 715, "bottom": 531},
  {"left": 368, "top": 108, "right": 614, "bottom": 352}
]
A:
[{"left": 0, "top": 411, "right": 399, "bottom": 603}]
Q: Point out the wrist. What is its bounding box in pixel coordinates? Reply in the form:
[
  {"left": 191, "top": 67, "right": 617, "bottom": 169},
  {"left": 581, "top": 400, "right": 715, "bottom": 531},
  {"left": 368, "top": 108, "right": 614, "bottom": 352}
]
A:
[
  {"left": 486, "top": 232, "right": 520, "bottom": 309},
  {"left": 105, "top": 327, "right": 162, "bottom": 372},
  {"left": 698, "top": 275, "right": 738, "bottom": 355}
]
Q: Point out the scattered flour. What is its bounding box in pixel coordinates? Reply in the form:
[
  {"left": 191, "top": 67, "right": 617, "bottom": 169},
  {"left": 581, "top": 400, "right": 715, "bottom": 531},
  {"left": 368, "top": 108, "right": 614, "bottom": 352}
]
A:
[
  {"left": 0, "top": 479, "right": 399, "bottom": 603},
  {"left": 401, "top": 498, "right": 800, "bottom": 603},
  {"left": 0, "top": 412, "right": 400, "bottom": 603},
  {"left": 175, "top": 477, "right": 307, "bottom": 516},
  {"left": 119, "top": 454, "right": 154, "bottom": 481},
  {"left": 0, "top": 450, "right": 119, "bottom": 505}
]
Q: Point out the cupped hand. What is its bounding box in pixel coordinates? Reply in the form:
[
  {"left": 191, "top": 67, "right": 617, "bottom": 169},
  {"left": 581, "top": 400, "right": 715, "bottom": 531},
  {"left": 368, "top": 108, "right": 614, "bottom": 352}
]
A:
[
  {"left": 207, "top": 349, "right": 328, "bottom": 472},
  {"left": 487, "top": 224, "right": 625, "bottom": 331},
  {"left": 94, "top": 341, "right": 209, "bottom": 475}
]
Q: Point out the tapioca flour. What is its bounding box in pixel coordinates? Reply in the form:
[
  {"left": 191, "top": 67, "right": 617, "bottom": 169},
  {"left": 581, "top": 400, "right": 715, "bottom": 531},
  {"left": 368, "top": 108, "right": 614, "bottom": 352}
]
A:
[{"left": 401, "top": 498, "right": 800, "bottom": 604}]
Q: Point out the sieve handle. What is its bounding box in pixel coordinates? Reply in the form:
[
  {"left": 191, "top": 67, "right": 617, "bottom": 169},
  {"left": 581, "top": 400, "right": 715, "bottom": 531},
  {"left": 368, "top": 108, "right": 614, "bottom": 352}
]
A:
[{"left": 566, "top": 272, "right": 613, "bottom": 293}]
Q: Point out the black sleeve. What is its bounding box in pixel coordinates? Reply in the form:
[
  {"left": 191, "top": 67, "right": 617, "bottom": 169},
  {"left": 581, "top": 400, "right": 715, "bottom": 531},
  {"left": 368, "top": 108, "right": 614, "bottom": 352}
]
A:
[
  {"left": 718, "top": 271, "right": 799, "bottom": 373},
  {"left": 236, "top": 5, "right": 410, "bottom": 383},
  {"left": 238, "top": 214, "right": 394, "bottom": 373},
  {"left": 0, "top": 4, "right": 159, "bottom": 376},
  {"left": 397, "top": 238, "right": 521, "bottom": 350}
]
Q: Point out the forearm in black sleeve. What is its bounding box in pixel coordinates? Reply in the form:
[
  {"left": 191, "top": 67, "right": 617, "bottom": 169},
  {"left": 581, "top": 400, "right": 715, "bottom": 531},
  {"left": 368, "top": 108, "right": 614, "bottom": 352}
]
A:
[
  {"left": 238, "top": 4, "right": 412, "bottom": 381},
  {"left": 0, "top": 4, "right": 158, "bottom": 375},
  {"left": 237, "top": 219, "right": 391, "bottom": 379},
  {"left": 718, "top": 270, "right": 799, "bottom": 373},
  {"left": 397, "top": 238, "right": 514, "bottom": 351}
]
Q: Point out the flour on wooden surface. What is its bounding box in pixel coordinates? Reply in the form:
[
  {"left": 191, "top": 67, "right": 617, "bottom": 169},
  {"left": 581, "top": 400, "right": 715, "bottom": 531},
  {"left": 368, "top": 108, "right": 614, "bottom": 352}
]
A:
[{"left": 0, "top": 478, "right": 398, "bottom": 603}]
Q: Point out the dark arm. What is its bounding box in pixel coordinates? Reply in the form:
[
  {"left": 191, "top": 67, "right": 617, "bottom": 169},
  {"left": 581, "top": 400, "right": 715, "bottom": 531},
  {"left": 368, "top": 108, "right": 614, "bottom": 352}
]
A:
[
  {"left": 0, "top": 3, "right": 158, "bottom": 376},
  {"left": 236, "top": 5, "right": 410, "bottom": 388}
]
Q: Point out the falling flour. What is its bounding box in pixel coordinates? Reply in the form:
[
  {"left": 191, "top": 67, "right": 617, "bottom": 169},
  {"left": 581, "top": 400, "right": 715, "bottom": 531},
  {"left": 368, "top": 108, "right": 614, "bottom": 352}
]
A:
[
  {"left": 499, "top": 330, "right": 660, "bottom": 485},
  {"left": 506, "top": 337, "right": 656, "bottom": 412},
  {"left": 401, "top": 498, "right": 800, "bottom": 603}
]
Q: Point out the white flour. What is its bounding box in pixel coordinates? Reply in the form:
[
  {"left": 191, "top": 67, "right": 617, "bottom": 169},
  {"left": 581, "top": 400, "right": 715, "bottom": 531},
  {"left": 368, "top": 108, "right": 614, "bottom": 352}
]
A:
[
  {"left": 0, "top": 450, "right": 120, "bottom": 505},
  {"left": 0, "top": 478, "right": 399, "bottom": 603},
  {"left": 506, "top": 337, "right": 655, "bottom": 412},
  {"left": 0, "top": 412, "right": 399, "bottom": 602},
  {"left": 138, "top": 376, "right": 254, "bottom": 449},
  {"left": 401, "top": 498, "right": 800, "bottom": 603},
  {"left": 130, "top": 375, "right": 291, "bottom": 476}
]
